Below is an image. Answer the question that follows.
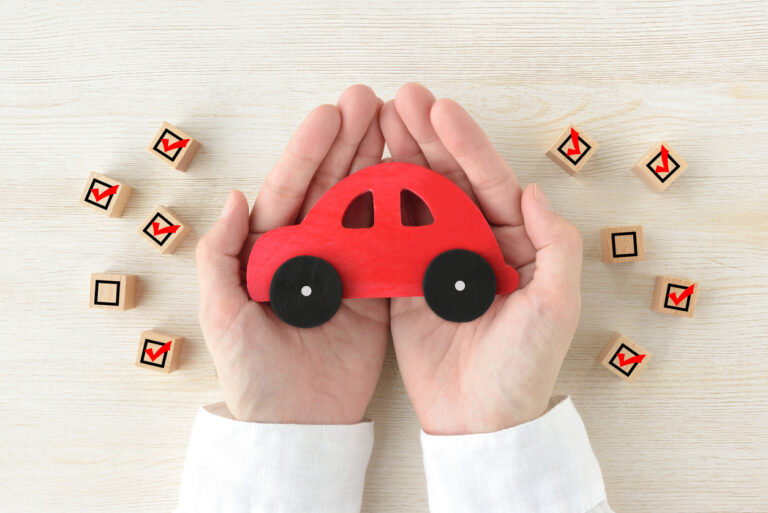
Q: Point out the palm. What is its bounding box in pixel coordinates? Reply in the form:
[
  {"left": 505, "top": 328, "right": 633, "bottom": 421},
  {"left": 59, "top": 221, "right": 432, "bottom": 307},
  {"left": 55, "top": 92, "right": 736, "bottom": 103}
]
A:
[
  {"left": 381, "top": 84, "right": 582, "bottom": 434},
  {"left": 391, "top": 230, "right": 576, "bottom": 434},
  {"left": 212, "top": 296, "right": 388, "bottom": 424},
  {"left": 197, "top": 85, "right": 389, "bottom": 424}
]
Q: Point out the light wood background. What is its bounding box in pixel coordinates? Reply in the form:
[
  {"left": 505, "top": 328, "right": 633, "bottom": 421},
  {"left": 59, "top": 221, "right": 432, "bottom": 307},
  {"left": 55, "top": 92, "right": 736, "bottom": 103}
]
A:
[{"left": 1, "top": 2, "right": 767, "bottom": 511}]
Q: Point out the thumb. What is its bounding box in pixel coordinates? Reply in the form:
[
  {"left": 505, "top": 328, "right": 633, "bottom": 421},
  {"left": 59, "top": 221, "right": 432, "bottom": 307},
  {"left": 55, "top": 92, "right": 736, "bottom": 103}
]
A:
[
  {"left": 520, "top": 184, "right": 583, "bottom": 306},
  {"left": 196, "top": 190, "right": 251, "bottom": 338}
]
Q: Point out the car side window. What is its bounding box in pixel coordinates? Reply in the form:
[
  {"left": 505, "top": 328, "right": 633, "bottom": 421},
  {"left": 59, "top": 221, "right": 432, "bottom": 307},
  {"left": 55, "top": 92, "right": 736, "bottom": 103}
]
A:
[
  {"left": 342, "top": 191, "right": 374, "bottom": 228},
  {"left": 400, "top": 189, "right": 434, "bottom": 226}
]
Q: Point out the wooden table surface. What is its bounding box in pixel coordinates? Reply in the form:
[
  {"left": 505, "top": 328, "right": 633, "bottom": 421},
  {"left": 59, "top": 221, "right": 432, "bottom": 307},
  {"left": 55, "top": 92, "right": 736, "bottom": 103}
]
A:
[{"left": 1, "top": 2, "right": 767, "bottom": 511}]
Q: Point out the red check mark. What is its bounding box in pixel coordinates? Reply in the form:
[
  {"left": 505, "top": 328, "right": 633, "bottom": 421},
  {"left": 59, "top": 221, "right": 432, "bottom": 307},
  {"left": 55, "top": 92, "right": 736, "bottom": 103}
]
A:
[
  {"left": 90, "top": 184, "right": 119, "bottom": 202},
  {"left": 668, "top": 284, "right": 695, "bottom": 305},
  {"left": 617, "top": 353, "right": 646, "bottom": 367},
  {"left": 566, "top": 127, "right": 581, "bottom": 156},
  {"left": 145, "top": 340, "right": 172, "bottom": 361},
  {"left": 654, "top": 145, "right": 670, "bottom": 173},
  {"left": 161, "top": 138, "right": 190, "bottom": 152},
  {"left": 152, "top": 222, "right": 180, "bottom": 236}
]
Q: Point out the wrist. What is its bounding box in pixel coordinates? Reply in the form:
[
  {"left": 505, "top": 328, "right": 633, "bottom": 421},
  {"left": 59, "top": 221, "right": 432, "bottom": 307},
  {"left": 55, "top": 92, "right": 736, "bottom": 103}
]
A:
[{"left": 419, "top": 396, "right": 551, "bottom": 435}]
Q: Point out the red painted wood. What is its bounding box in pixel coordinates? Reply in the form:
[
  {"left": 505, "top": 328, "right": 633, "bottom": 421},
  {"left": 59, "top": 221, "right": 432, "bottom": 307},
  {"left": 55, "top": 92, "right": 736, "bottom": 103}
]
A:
[{"left": 247, "top": 162, "right": 519, "bottom": 301}]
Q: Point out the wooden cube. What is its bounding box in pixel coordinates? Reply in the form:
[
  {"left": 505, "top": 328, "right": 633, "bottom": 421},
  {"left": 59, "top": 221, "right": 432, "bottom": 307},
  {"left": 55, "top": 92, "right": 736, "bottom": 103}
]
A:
[
  {"left": 138, "top": 205, "right": 191, "bottom": 255},
  {"left": 651, "top": 276, "right": 699, "bottom": 318},
  {"left": 79, "top": 172, "right": 133, "bottom": 217},
  {"left": 597, "top": 332, "right": 652, "bottom": 383},
  {"left": 135, "top": 330, "right": 184, "bottom": 373},
  {"left": 601, "top": 225, "right": 645, "bottom": 263},
  {"left": 545, "top": 124, "right": 599, "bottom": 175},
  {"left": 147, "top": 121, "right": 201, "bottom": 171},
  {"left": 89, "top": 273, "right": 136, "bottom": 310},
  {"left": 631, "top": 141, "right": 688, "bottom": 193}
]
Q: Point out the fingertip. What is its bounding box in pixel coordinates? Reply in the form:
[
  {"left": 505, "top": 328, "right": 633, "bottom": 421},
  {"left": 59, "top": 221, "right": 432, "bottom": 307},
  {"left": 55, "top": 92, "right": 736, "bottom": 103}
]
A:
[
  {"left": 430, "top": 98, "right": 470, "bottom": 133},
  {"left": 395, "top": 82, "right": 435, "bottom": 113},
  {"left": 199, "top": 190, "right": 251, "bottom": 260},
  {"left": 338, "top": 84, "right": 378, "bottom": 113},
  {"left": 306, "top": 103, "right": 341, "bottom": 136},
  {"left": 379, "top": 99, "right": 397, "bottom": 125},
  {"left": 226, "top": 189, "right": 249, "bottom": 219},
  {"left": 522, "top": 183, "right": 582, "bottom": 253},
  {"left": 396, "top": 82, "right": 431, "bottom": 99}
]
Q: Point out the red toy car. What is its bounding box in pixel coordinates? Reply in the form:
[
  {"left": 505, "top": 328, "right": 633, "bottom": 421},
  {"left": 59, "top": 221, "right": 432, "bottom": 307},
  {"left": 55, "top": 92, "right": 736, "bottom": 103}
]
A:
[{"left": 247, "top": 162, "right": 519, "bottom": 328}]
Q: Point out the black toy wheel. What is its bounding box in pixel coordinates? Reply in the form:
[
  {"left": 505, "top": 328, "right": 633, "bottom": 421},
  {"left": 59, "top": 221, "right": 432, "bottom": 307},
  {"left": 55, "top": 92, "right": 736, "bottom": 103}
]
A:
[
  {"left": 422, "top": 249, "right": 496, "bottom": 323},
  {"left": 269, "top": 256, "right": 343, "bottom": 328}
]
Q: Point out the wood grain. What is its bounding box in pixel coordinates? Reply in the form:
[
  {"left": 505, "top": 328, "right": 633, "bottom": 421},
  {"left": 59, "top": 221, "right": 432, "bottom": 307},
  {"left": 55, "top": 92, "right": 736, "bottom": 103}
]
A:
[{"left": 1, "top": 1, "right": 767, "bottom": 512}]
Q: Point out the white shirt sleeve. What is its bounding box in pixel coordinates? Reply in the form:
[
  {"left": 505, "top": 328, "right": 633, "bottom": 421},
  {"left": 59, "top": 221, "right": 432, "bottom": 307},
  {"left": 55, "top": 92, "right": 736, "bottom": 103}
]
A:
[
  {"left": 420, "top": 396, "right": 612, "bottom": 513},
  {"left": 175, "top": 402, "right": 374, "bottom": 513}
]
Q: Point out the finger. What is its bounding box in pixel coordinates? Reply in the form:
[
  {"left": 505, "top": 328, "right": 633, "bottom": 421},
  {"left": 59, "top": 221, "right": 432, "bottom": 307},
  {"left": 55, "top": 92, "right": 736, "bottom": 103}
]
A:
[
  {"left": 379, "top": 99, "right": 428, "bottom": 167},
  {"left": 431, "top": 98, "right": 524, "bottom": 226},
  {"left": 348, "top": 98, "right": 385, "bottom": 173},
  {"left": 519, "top": 184, "right": 582, "bottom": 306},
  {"left": 250, "top": 104, "right": 341, "bottom": 233},
  {"left": 299, "top": 84, "right": 379, "bottom": 218},
  {"left": 394, "top": 83, "right": 476, "bottom": 199},
  {"left": 197, "top": 190, "right": 255, "bottom": 339}
]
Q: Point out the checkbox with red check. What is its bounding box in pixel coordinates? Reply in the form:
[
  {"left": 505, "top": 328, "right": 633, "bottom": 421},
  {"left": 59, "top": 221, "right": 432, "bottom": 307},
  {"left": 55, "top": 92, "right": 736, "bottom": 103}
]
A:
[
  {"left": 631, "top": 141, "right": 688, "bottom": 193},
  {"left": 597, "top": 332, "right": 652, "bottom": 383},
  {"left": 138, "top": 205, "right": 191, "bottom": 255},
  {"left": 79, "top": 171, "right": 132, "bottom": 217},
  {"left": 135, "top": 330, "right": 184, "bottom": 373},
  {"left": 147, "top": 121, "right": 201, "bottom": 172},
  {"left": 546, "top": 124, "right": 599, "bottom": 175},
  {"left": 651, "top": 276, "right": 699, "bottom": 318}
]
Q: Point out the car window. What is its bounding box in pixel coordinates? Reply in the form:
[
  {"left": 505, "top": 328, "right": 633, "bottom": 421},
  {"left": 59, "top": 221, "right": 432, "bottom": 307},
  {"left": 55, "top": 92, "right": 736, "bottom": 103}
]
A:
[
  {"left": 400, "top": 189, "right": 434, "bottom": 226},
  {"left": 342, "top": 191, "right": 374, "bottom": 228}
]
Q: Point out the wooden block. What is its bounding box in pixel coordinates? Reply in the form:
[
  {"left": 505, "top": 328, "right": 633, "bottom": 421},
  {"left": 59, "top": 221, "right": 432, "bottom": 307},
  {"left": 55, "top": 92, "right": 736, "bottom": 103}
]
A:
[
  {"left": 135, "top": 330, "right": 184, "bottom": 373},
  {"left": 89, "top": 273, "right": 136, "bottom": 310},
  {"left": 138, "top": 205, "right": 191, "bottom": 255},
  {"left": 600, "top": 225, "right": 645, "bottom": 263},
  {"left": 545, "top": 124, "right": 599, "bottom": 175},
  {"left": 597, "top": 332, "right": 652, "bottom": 383},
  {"left": 631, "top": 141, "right": 688, "bottom": 193},
  {"left": 147, "top": 121, "right": 201, "bottom": 171},
  {"left": 79, "top": 172, "right": 133, "bottom": 217},
  {"left": 651, "top": 275, "right": 699, "bottom": 318}
]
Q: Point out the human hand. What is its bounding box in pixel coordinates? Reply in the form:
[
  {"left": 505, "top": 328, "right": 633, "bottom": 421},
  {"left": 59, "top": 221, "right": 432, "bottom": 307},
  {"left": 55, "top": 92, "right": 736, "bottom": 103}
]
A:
[
  {"left": 380, "top": 83, "right": 583, "bottom": 435},
  {"left": 196, "top": 85, "right": 389, "bottom": 424}
]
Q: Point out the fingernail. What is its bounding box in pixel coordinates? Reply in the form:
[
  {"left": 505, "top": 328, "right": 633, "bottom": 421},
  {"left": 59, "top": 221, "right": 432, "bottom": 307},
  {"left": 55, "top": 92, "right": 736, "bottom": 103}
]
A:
[
  {"left": 534, "top": 184, "right": 552, "bottom": 210},
  {"left": 220, "top": 190, "right": 236, "bottom": 218}
]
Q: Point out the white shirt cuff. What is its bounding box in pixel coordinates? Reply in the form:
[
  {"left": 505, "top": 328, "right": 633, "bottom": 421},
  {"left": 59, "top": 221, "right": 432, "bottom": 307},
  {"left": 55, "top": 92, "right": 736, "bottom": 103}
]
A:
[
  {"left": 176, "top": 402, "right": 374, "bottom": 513},
  {"left": 420, "top": 396, "right": 607, "bottom": 513}
]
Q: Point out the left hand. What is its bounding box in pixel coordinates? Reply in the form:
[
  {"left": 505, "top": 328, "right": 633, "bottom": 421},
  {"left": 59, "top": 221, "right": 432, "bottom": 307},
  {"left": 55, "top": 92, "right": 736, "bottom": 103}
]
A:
[{"left": 380, "top": 83, "right": 584, "bottom": 435}]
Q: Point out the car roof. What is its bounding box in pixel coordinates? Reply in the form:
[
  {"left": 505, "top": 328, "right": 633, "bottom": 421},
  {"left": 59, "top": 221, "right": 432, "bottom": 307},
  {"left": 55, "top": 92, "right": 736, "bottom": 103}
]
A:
[{"left": 304, "top": 162, "right": 486, "bottom": 229}]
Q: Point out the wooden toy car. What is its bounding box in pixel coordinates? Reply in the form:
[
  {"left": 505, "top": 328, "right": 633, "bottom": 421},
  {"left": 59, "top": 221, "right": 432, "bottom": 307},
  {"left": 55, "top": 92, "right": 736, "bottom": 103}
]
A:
[{"left": 246, "top": 162, "right": 519, "bottom": 328}]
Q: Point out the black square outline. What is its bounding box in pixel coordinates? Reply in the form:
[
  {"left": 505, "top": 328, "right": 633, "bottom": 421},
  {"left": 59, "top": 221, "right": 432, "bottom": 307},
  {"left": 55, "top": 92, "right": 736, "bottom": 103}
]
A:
[
  {"left": 140, "top": 338, "right": 170, "bottom": 368},
  {"left": 611, "top": 232, "right": 638, "bottom": 258},
  {"left": 557, "top": 132, "right": 591, "bottom": 166},
  {"left": 609, "top": 343, "right": 641, "bottom": 377},
  {"left": 93, "top": 279, "right": 121, "bottom": 306},
  {"left": 152, "top": 128, "right": 187, "bottom": 163},
  {"left": 645, "top": 149, "right": 680, "bottom": 184},
  {"left": 84, "top": 178, "right": 116, "bottom": 211},
  {"left": 142, "top": 212, "right": 176, "bottom": 246},
  {"left": 664, "top": 283, "right": 692, "bottom": 312}
]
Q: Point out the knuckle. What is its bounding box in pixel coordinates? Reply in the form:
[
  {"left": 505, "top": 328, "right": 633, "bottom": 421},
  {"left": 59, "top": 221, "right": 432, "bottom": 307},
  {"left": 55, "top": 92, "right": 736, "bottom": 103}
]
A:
[
  {"left": 562, "top": 224, "right": 583, "bottom": 252},
  {"left": 195, "top": 235, "right": 214, "bottom": 261}
]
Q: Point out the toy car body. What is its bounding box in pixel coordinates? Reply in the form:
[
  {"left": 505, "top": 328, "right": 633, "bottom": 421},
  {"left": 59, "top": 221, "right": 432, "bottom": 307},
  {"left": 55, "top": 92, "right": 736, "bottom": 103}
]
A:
[{"left": 246, "top": 162, "right": 519, "bottom": 327}]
